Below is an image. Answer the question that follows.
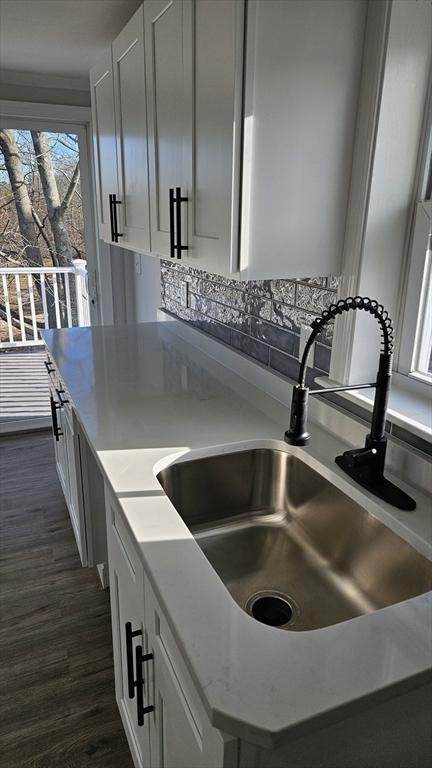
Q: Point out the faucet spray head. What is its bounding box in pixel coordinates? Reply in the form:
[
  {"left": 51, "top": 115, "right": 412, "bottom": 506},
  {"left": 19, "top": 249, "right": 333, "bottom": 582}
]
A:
[{"left": 285, "top": 385, "right": 310, "bottom": 446}]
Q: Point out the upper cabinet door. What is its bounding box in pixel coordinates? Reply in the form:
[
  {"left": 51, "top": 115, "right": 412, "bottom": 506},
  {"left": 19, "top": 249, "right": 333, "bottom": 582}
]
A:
[
  {"left": 182, "top": 0, "right": 244, "bottom": 276},
  {"left": 241, "top": 0, "right": 367, "bottom": 279},
  {"left": 90, "top": 49, "right": 118, "bottom": 243},
  {"left": 145, "top": 0, "right": 184, "bottom": 259},
  {"left": 112, "top": 5, "right": 151, "bottom": 254}
]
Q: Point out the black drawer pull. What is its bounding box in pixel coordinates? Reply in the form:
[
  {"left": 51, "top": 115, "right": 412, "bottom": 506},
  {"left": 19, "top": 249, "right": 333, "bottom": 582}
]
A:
[
  {"left": 50, "top": 395, "right": 63, "bottom": 441},
  {"left": 125, "top": 621, "right": 141, "bottom": 699},
  {"left": 44, "top": 360, "right": 55, "bottom": 374},
  {"left": 135, "top": 644, "right": 154, "bottom": 726},
  {"left": 55, "top": 387, "right": 69, "bottom": 406}
]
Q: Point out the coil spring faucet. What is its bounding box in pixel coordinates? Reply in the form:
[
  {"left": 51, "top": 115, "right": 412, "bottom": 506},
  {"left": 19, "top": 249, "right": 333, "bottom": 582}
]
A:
[{"left": 285, "top": 296, "right": 416, "bottom": 511}]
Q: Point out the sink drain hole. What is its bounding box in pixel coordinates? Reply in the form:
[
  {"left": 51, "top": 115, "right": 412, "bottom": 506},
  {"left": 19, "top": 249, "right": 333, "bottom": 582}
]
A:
[{"left": 247, "top": 594, "right": 294, "bottom": 627}]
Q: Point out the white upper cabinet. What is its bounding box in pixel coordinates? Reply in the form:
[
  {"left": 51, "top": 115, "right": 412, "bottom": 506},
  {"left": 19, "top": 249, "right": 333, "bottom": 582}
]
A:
[
  {"left": 144, "top": 0, "right": 243, "bottom": 273},
  {"left": 90, "top": 0, "right": 369, "bottom": 279},
  {"left": 113, "top": 4, "right": 150, "bottom": 253},
  {"left": 182, "top": 0, "right": 244, "bottom": 275},
  {"left": 91, "top": 5, "right": 150, "bottom": 251},
  {"left": 144, "top": 0, "right": 184, "bottom": 259},
  {"left": 90, "top": 49, "right": 118, "bottom": 243},
  {"left": 241, "top": 0, "right": 367, "bottom": 279}
]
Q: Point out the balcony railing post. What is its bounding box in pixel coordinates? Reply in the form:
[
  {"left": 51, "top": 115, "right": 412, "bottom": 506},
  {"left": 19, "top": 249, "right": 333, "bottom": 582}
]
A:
[
  {"left": 72, "top": 259, "right": 89, "bottom": 327},
  {"left": 0, "top": 265, "right": 80, "bottom": 349}
]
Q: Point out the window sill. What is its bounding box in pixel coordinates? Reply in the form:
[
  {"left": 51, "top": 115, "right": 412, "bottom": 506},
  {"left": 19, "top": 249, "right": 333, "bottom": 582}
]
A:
[{"left": 314, "top": 372, "right": 431, "bottom": 448}]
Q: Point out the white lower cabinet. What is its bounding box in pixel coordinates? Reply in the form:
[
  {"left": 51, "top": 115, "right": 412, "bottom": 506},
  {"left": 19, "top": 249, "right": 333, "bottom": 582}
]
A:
[
  {"left": 50, "top": 388, "right": 68, "bottom": 498},
  {"left": 145, "top": 582, "right": 238, "bottom": 768},
  {"left": 105, "top": 487, "right": 238, "bottom": 768},
  {"left": 47, "top": 357, "right": 107, "bottom": 570},
  {"left": 105, "top": 487, "right": 151, "bottom": 768},
  {"left": 49, "top": 381, "right": 88, "bottom": 564}
]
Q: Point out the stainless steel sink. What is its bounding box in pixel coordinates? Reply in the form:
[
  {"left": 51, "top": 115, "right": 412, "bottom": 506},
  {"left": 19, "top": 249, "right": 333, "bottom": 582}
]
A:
[{"left": 157, "top": 448, "right": 431, "bottom": 631}]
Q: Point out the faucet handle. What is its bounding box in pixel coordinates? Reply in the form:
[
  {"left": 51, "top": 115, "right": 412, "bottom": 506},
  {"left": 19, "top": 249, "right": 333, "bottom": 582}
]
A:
[{"left": 342, "top": 447, "right": 377, "bottom": 470}]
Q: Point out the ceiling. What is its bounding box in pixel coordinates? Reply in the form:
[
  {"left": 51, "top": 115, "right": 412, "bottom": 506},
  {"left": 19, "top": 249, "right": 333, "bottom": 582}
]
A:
[{"left": 0, "top": 0, "right": 142, "bottom": 83}]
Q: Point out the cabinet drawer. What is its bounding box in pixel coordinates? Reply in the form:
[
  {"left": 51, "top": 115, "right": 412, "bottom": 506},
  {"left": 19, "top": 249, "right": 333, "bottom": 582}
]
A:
[{"left": 106, "top": 489, "right": 141, "bottom": 585}]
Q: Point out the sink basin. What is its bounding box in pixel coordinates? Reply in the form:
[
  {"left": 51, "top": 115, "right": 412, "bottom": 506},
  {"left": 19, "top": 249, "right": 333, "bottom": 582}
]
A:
[{"left": 157, "top": 448, "right": 431, "bottom": 631}]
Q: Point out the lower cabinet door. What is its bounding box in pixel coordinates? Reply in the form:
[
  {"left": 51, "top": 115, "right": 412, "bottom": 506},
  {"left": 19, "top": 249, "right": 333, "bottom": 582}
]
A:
[
  {"left": 62, "top": 406, "right": 87, "bottom": 565},
  {"left": 146, "top": 584, "right": 237, "bottom": 768},
  {"left": 54, "top": 404, "right": 69, "bottom": 500},
  {"left": 106, "top": 489, "right": 151, "bottom": 768}
]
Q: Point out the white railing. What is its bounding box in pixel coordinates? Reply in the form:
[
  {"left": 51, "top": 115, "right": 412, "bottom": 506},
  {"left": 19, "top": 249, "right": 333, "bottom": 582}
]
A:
[{"left": 0, "top": 259, "right": 89, "bottom": 348}]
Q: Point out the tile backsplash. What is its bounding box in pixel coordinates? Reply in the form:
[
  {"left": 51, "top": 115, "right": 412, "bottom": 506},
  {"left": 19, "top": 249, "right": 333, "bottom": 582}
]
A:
[{"left": 160, "top": 260, "right": 339, "bottom": 385}]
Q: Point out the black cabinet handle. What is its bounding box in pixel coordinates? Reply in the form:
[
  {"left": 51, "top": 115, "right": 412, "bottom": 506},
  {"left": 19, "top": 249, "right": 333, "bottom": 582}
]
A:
[
  {"left": 111, "top": 194, "right": 123, "bottom": 243},
  {"left": 109, "top": 194, "right": 115, "bottom": 242},
  {"left": 55, "top": 387, "right": 69, "bottom": 406},
  {"left": 135, "top": 644, "right": 154, "bottom": 726},
  {"left": 175, "top": 186, "right": 188, "bottom": 259},
  {"left": 44, "top": 360, "right": 55, "bottom": 374},
  {"left": 168, "top": 187, "right": 188, "bottom": 260},
  {"left": 169, "top": 188, "right": 175, "bottom": 258},
  {"left": 50, "top": 395, "right": 63, "bottom": 441},
  {"left": 125, "top": 621, "right": 142, "bottom": 699}
]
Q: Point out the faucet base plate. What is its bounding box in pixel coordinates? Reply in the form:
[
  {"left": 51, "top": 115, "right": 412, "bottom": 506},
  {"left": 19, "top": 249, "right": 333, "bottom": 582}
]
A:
[{"left": 335, "top": 455, "right": 416, "bottom": 511}]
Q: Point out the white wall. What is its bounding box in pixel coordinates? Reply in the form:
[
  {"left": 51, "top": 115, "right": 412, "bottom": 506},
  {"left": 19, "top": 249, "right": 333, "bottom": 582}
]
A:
[
  {"left": 120, "top": 251, "right": 161, "bottom": 325},
  {"left": 133, "top": 253, "right": 162, "bottom": 323}
]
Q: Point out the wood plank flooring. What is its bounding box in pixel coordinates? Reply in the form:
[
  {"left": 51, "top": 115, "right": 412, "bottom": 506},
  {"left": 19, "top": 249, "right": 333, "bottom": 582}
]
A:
[
  {"left": 0, "top": 431, "right": 133, "bottom": 768},
  {"left": 0, "top": 351, "right": 50, "bottom": 421}
]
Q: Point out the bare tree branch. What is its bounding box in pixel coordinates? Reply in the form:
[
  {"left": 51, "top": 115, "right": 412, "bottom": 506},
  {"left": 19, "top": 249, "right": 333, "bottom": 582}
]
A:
[{"left": 61, "top": 162, "right": 80, "bottom": 212}]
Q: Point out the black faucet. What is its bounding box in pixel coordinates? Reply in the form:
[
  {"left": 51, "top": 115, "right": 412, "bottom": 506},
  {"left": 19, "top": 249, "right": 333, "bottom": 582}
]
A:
[{"left": 285, "top": 296, "right": 416, "bottom": 511}]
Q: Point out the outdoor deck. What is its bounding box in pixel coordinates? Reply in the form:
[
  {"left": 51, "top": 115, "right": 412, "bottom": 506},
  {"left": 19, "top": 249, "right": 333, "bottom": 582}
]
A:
[{"left": 0, "top": 351, "right": 50, "bottom": 422}]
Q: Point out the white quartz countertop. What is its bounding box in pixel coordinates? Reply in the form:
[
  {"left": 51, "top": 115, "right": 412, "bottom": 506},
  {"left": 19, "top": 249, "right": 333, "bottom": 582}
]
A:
[{"left": 43, "top": 322, "right": 432, "bottom": 749}]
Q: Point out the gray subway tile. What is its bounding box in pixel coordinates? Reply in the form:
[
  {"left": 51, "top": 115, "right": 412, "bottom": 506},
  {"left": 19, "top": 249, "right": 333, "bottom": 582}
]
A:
[
  {"left": 231, "top": 331, "right": 270, "bottom": 365},
  {"left": 247, "top": 295, "right": 273, "bottom": 321},
  {"left": 196, "top": 278, "right": 247, "bottom": 310},
  {"left": 247, "top": 280, "right": 272, "bottom": 298},
  {"left": 296, "top": 285, "right": 336, "bottom": 313},
  {"left": 269, "top": 349, "right": 323, "bottom": 387},
  {"left": 295, "top": 277, "right": 327, "bottom": 287},
  {"left": 269, "top": 348, "right": 300, "bottom": 382},
  {"left": 272, "top": 302, "right": 334, "bottom": 345},
  {"left": 314, "top": 342, "right": 332, "bottom": 373},
  {"left": 269, "top": 280, "right": 296, "bottom": 305},
  {"left": 195, "top": 314, "right": 232, "bottom": 344},
  {"left": 189, "top": 293, "right": 248, "bottom": 332},
  {"left": 161, "top": 297, "right": 196, "bottom": 323},
  {"left": 164, "top": 281, "right": 183, "bottom": 303},
  {"left": 160, "top": 262, "right": 336, "bottom": 380},
  {"left": 250, "top": 317, "right": 300, "bottom": 357}
]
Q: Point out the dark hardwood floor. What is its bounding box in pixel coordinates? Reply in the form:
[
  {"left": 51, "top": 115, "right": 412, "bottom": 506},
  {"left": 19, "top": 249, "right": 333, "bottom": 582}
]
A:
[{"left": 0, "top": 431, "right": 133, "bottom": 768}]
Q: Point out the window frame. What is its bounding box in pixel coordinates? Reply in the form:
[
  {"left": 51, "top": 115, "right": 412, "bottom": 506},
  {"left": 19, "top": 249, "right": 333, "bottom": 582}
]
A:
[
  {"left": 396, "top": 109, "right": 432, "bottom": 389},
  {"left": 0, "top": 100, "right": 110, "bottom": 326}
]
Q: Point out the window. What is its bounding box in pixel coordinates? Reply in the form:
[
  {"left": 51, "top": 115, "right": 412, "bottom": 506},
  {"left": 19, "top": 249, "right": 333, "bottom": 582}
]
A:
[{"left": 398, "top": 129, "right": 432, "bottom": 387}]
